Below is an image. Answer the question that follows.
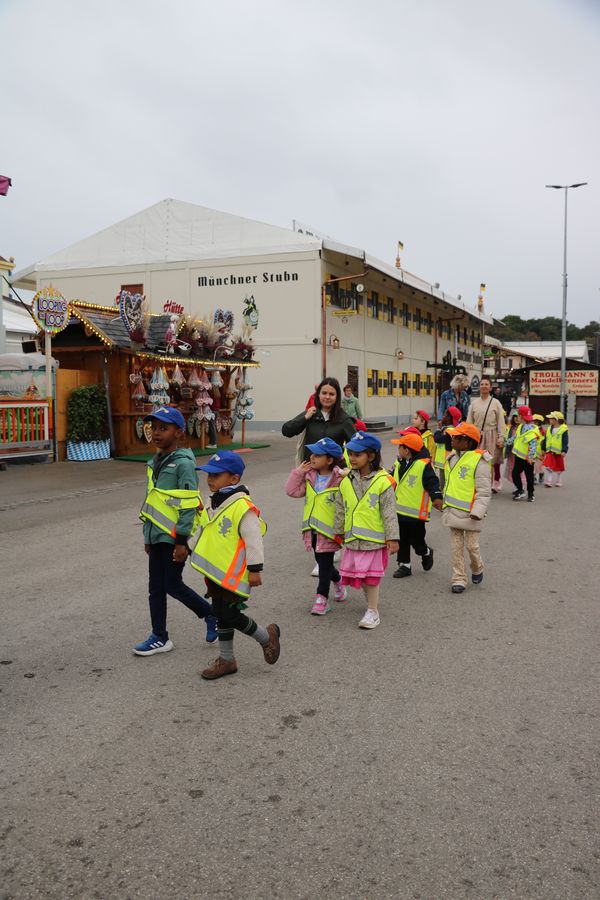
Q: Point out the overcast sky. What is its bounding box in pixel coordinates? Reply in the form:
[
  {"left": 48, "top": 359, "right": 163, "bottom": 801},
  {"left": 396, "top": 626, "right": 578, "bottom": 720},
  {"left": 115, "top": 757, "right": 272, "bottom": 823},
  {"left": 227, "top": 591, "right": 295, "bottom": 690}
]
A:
[{"left": 2, "top": 0, "right": 599, "bottom": 325}]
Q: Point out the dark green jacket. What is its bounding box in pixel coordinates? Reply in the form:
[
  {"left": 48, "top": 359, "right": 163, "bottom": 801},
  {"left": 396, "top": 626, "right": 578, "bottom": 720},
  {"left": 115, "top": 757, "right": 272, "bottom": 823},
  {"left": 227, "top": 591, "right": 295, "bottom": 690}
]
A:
[{"left": 142, "top": 447, "right": 200, "bottom": 545}]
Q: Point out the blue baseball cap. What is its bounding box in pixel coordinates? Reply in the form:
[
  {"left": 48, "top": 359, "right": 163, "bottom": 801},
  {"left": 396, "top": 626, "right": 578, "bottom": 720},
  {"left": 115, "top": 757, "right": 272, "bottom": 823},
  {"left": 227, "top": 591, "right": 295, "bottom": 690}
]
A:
[
  {"left": 196, "top": 450, "right": 246, "bottom": 476},
  {"left": 345, "top": 431, "right": 381, "bottom": 453},
  {"left": 306, "top": 437, "right": 343, "bottom": 457},
  {"left": 144, "top": 406, "right": 185, "bottom": 430}
]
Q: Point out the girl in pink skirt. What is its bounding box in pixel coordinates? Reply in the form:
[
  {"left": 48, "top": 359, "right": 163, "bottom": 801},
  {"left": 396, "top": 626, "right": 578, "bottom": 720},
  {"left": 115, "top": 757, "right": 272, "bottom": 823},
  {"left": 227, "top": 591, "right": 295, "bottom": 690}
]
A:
[
  {"left": 543, "top": 411, "right": 569, "bottom": 487},
  {"left": 334, "top": 432, "right": 399, "bottom": 630}
]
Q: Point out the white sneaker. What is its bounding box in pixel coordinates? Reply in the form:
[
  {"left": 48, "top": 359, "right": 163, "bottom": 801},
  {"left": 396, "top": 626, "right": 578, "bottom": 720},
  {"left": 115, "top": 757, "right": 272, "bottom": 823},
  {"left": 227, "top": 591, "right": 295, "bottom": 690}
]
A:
[
  {"left": 311, "top": 563, "right": 319, "bottom": 577},
  {"left": 358, "top": 609, "right": 380, "bottom": 629}
]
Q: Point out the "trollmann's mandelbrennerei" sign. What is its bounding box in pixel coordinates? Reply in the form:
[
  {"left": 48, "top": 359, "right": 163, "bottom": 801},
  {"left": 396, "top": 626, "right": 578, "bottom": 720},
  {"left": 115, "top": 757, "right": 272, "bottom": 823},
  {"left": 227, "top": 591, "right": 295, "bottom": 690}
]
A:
[{"left": 529, "top": 369, "right": 599, "bottom": 396}]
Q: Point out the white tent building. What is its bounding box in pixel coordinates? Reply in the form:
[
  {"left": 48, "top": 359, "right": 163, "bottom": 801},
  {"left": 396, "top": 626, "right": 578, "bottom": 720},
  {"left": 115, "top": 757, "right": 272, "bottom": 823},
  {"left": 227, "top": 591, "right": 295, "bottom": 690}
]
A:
[{"left": 14, "top": 199, "right": 492, "bottom": 425}]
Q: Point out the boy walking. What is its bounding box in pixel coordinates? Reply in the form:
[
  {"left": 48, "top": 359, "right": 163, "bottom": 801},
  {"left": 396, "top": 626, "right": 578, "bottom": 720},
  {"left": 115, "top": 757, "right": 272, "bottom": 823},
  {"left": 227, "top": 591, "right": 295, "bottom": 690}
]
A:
[
  {"left": 440, "top": 423, "right": 492, "bottom": 594},
  {"left": 390, "top": 432, "right": 443, "bottom": 578},
  {"left": 190, "top": 451, "right": 280, "bottom": 680},
  {"left": 511, "top": 406, "right": 538, "bottom": 502},
  {"left": 135, "top": 406, "right": 217, "bottom": 656}
]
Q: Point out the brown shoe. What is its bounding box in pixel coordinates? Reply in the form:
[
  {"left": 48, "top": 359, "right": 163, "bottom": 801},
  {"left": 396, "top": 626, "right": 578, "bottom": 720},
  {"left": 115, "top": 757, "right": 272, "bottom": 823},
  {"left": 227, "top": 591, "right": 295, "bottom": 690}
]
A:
[
  {"left": 262, "top": 624, "right": 281, "bottom": 665},
  {"left": 200, "top": 657, "right": 238, "bottom": 680}
]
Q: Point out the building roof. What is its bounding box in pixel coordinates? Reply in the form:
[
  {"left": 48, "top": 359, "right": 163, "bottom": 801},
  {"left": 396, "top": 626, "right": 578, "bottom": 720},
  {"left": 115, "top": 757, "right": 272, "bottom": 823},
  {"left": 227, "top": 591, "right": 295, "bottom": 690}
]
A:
[
  {"left": 503, "top": 340, "right": 589, "bottom": 363},
  {"left": 13, "top": 198, "right": 493, "bottom": 324},
  {"left": 1, "top": 299, "right": 37, "bottom": 335}
]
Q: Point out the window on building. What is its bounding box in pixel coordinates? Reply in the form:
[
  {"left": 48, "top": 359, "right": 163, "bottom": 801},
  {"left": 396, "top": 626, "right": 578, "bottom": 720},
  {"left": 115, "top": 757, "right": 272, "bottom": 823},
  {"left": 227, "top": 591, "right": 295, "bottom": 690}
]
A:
[
  {"left": 386, "top": 370, "right": 394, "bottom": 394},
  {"left": 371, "top": 368, "right": 380, "bottom": 395},
  {"left": 414, "top": 373, "right": 422, "bottom": 396},
  {"left": 425, "top": 312, "right": 433, "bottom": 335},
  {"left": 347, "top": 365, "right": 359, "bottom": 396},
  {"left": 401, "top": 303, "right": 410, "bottom": 328},
  {"left": 386, "top": 297, "right": 394, "bottom": 323},
  {"left": 463, "top": 327, "right": 468, "bottom": 345},
  {"left": 414, "top": 308, "right": 422, "bottom": 331}
]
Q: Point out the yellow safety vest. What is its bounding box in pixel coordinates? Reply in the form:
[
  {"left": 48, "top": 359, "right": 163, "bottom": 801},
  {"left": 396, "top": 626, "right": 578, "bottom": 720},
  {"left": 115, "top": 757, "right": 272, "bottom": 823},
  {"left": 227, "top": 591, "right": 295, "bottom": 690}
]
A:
[
  {"left": 302, "top": 481, "right": 339, "bottom": 540},
  {"left": 139, "top": 466, "right": 202, "bottom": 537},
  {"left": 546, "top": 423, "right": 568, "bottom": 454},
  {"left": 190, "top": 495, "right": 266, "bottom": 599},
  {"left": 512, "top": 424, "right": 537, "bottom": 460},
  {"left": 433, "top": 427, "right": 455, "bottom": 470},
  {"left": 443, "top": 450, "right": 484, "bottom": 513},
  {"left": 420, "top": 429, "right": 436, "bottom": 459},
  {"left": 339, "top": 471, "right": 396, "bottom": 545},
  {"left": 392, "top": 458, "right": 432, "bottom": 521}
]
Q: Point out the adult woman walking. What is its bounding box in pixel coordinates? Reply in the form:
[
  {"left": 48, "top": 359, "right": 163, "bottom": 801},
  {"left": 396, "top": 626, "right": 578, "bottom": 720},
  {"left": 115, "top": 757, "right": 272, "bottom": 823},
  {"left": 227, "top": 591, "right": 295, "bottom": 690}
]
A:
[
  {"left": 282, "top": 377, "right": 356, "bottom": 463},
  {"left": 437, "top": 374, "right": 470, "bottom": 422},
  {"left": 467, "top": 375, "right": 506, "bottom": 491}
]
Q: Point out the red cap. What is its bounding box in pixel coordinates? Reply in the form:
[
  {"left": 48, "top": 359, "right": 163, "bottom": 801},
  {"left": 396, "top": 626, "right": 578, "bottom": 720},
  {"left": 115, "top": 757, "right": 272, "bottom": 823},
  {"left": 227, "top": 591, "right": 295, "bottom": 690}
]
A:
[
  {"left": 447, "top": 405, "right": 462, "bottom": 426},
  {"left": 519, "top": 406, "right": 533, "bottom": 422},
  {"left": 398, "top": 426, "right": 421, "bottom": 436},
  {"left": 354, "top": 418, "right": 367, "bottom": 432},
  {"left": 415, "top": 410, "right": 430, "bottom": 424}
]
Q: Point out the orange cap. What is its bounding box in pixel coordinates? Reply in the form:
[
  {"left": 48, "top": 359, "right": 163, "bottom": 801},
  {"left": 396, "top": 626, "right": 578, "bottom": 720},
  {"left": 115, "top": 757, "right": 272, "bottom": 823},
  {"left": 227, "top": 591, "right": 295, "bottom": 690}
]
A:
[
  {"left": 391, "top": 432, "right": 424, "bottom": 451},
  {"left": 452, "top": 422, "right": 481, "bottom": 443}
]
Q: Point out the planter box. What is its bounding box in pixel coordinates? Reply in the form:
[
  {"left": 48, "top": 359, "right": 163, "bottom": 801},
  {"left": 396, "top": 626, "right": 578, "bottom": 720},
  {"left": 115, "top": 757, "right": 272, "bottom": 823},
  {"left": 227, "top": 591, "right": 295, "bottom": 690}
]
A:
[{"left": 67, "top": 439, "right": 111, "bottom": 461}]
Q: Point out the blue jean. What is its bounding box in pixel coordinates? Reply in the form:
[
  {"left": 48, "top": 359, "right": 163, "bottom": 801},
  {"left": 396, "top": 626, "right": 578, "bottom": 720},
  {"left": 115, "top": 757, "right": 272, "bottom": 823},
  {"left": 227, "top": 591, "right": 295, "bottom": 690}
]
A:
[{"left": 148, "top": 542, "right": 213, "bottom": 639}]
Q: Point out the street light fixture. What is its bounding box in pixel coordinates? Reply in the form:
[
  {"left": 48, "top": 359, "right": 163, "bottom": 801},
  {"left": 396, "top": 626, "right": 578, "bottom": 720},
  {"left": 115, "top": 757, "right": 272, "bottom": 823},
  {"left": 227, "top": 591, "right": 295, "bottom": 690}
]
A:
[{"left": 545, "top": 182, "right": 588, "bottom": 415}]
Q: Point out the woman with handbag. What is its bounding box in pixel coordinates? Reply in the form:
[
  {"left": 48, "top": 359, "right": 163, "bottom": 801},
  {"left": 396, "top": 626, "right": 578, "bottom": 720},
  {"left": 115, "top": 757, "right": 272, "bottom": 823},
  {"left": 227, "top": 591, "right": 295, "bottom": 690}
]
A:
[
  {"left": 467, "top": 375, "right": 506, "bottom": 492},
  {"left": 282, "top": 377, "right": 356, "bottom": 464}
]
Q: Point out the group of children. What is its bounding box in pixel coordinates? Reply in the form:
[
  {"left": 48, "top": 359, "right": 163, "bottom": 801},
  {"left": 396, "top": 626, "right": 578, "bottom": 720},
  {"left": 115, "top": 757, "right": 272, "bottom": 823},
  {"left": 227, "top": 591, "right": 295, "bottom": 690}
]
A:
[
  {"left": 503, "top": 407, "right": 569, "bottom": 500},
  {"left": 133, "top": 400, "right": 570, "bottom": 680}
]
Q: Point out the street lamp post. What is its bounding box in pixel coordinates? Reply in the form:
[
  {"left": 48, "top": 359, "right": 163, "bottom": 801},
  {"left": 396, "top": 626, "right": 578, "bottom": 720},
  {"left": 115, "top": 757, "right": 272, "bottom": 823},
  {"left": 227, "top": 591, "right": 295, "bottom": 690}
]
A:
[{"left": 545, "top": 182, "right": 588, "bottom": 416}]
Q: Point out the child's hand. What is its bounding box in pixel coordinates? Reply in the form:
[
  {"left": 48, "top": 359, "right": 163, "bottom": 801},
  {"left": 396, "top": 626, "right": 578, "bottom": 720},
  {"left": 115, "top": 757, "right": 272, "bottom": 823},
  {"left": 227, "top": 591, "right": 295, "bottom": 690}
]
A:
[
  {"left": 386, "top": 540, "right": 399, "bottom": 553},
  {"left": 172, "top": 544, "right": 189, "bottom": 564},
  {"left": 432, "top": 499, "right": 443, "bottom": 511},
  {"left": 144, "top": 544, "right": 150, "bottom": 555},
  {"left": 470, "top": 514, "right": 481, "bottom": 521},
  {"left": 299, "top": 460, "right": 313, "bottom": 473},
  {"left": 248, "top": 571, "right": 262, "bottom": 587}
]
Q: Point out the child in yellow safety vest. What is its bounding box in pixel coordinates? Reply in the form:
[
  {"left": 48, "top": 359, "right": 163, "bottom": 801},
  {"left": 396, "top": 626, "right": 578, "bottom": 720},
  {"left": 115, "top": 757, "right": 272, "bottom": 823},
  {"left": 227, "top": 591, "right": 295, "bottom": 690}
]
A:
[
  {"left": 285, "top": 437, "right": 347, "bottom": 616},
  {"left": 334, "top": 432, "right": 399, "bottom": 630},
  {"left": 135, "top": 406, "right": 217, "bottom": 656},
  {"left": 439, "top": 422, "right": 492, "bottom": 594},
  {"left": 432, "top": 405, "right": 462, "bottom": 489},
  {"left": 191, "top": 450, "right": 281, "bottom": 680},
  {"left": 412, "top": 409, "right": 436, "bottom": 460},
  {"left": 532, "top": 414, "right": 546, "bottom": 484},
  {"left": 389, "top": 431, "right": 443, "bottom": 579},
  {"left": 510, "top": 406, "right": 538, "bottom": 502},
  {"left": 543, "top": 411, "right": 569, "bottom": 487}
]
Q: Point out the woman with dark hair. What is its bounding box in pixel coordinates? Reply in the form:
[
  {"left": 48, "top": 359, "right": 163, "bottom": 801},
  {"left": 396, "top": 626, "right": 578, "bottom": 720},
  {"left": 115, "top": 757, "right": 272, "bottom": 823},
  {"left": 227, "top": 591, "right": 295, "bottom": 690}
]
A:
[{"left": 282, "top": 377, "right": 356, "bottom": 462}]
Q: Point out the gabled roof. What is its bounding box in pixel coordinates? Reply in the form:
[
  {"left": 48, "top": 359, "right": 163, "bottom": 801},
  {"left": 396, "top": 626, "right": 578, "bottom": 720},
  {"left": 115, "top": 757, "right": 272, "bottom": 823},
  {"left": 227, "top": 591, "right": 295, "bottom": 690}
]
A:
[
  {"left": 14, "top": 199, "right": 321, "bottom": 278},
  {"left": 504, "top": 340, "right": 589, "bottom": 363}
]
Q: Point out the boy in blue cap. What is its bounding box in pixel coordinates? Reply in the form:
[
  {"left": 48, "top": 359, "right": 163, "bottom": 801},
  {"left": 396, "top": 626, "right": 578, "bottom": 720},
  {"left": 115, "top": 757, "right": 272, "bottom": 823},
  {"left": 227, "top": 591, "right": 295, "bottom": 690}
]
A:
[
  {"left": 135, "top": 406, "right": 217, "bottom": 656},
  {"left": 191, "top": 450, "right": 280, "bottom": 680}
]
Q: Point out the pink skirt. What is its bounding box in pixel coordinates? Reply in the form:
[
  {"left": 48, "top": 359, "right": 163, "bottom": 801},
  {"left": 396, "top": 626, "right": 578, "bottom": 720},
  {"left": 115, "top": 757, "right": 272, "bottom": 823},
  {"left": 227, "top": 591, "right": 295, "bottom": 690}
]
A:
[
  {"left": 543, "top": 451, "right": 565, "bottom": 472},
  {"left": 340, "top": 548, "right": 389, "bottom": 588}
]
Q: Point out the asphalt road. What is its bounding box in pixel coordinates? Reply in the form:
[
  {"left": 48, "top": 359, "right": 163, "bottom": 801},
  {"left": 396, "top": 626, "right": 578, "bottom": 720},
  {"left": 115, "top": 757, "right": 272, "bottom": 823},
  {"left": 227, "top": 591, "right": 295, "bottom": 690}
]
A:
[{"left": 1, "top": 428, "right": 599, "bottom": 899}]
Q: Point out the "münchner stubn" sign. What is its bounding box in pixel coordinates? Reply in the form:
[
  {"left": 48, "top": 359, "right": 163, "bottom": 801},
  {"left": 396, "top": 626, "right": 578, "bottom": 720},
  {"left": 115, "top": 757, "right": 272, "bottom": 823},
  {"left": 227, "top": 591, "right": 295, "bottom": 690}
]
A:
[
  {"left": 529, "top": 369, "right": 599, "bottom": 396},
  {"left": 198, "top": 271, "right": 299, "bottom": 287}
]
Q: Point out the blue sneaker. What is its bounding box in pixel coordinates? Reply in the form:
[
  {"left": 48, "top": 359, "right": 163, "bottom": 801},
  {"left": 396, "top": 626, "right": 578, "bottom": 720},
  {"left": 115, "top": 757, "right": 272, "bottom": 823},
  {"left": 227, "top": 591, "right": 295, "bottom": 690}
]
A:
[
  {"left": 205, "top": 615, "right": 218, "bottom": 643},
  {"left": 133, "top": 633, "right": 173, "bottom": 656},
  {"left": 472, "top": 572, "right": 484, "bottom": 584}
]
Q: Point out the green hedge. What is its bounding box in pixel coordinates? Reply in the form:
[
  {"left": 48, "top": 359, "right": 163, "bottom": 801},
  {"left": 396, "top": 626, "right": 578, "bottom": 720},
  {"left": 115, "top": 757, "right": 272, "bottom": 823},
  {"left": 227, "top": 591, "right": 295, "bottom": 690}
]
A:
[{"left": 67, "top": 384, "right": 110, "bottom": 442}]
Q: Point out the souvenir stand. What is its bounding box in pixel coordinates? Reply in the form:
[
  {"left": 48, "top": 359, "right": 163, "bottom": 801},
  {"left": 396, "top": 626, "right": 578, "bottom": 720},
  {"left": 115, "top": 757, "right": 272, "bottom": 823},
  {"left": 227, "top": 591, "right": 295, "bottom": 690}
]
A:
[{"left": 50, "top": 294, "right": 259, "bottom": 459}]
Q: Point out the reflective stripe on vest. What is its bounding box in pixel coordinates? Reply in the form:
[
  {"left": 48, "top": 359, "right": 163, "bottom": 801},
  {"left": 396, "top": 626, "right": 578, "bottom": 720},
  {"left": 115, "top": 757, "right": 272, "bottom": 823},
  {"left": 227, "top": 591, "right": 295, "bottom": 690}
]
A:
[
  {"left": 512, "top": 424, "right": 537, "bottom": 460},
  {"left": 139, "top": 466, "right": 201, "bottom": 537},
  {"left": 339, "top": 471, "right": 395, "bottom": 545},
  {"left": 392, "top": 458, "right": 432, "bottom": 521},
  {"left": 302, "top": 481, "right": 338, "bottom": 539},
  {"left": 189, "top": 496, "right": 266, "bottom": 598},
  {"left": 443, "top": 450, "right": 483, "bottom": 512},
  {"left": 546, "top": 423, "right": 567, "bottom": 454}
]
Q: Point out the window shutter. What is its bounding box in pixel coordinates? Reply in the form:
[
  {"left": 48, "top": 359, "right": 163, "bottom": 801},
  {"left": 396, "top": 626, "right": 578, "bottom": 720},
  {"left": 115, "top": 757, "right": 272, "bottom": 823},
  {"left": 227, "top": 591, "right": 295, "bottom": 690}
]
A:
[{"left": 367, "top": 368, "right": 373, "bottom": 397}]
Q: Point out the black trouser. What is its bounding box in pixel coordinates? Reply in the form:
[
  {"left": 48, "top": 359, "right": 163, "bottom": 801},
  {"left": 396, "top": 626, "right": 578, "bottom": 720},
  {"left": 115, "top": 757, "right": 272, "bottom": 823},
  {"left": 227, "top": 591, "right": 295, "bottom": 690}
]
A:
[
  {"left": 205, "top": 578, "right": 257, "bottom": 639},
  {"left": 397, "top": 517, "right": 429, "bottom": 565},
  {"left": 311, "top": 531, "right": 340, "bottom": 598},
  {"left": 148, "top": 542, "right": 213, "bottom": 639},
  {"left": 512, "top": 456, "right": 534, "bottom": 496}
]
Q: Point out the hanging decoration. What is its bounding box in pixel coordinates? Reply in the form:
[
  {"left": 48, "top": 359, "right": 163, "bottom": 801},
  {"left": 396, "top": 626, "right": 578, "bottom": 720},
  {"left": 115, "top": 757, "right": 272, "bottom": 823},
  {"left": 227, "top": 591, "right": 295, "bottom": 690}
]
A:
[
  {"left": 242, "top": 295, "right": 259, "bottom": 329},
  {"left": 118, "top": 290, "right": 148, "bottom": 345}
]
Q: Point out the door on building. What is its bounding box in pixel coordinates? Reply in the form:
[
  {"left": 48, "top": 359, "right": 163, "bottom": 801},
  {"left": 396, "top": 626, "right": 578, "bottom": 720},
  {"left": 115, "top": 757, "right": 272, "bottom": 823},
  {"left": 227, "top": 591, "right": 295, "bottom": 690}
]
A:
[{"left": 347, "top": 366, "right": 359, "bottom": 396}]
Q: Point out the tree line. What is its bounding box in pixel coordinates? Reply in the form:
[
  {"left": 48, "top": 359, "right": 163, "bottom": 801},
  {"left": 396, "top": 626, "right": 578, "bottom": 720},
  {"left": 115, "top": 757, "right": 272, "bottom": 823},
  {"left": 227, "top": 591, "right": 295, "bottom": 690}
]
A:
[{"left": 487, "top": 315, "right": 600, "bottom": 344}]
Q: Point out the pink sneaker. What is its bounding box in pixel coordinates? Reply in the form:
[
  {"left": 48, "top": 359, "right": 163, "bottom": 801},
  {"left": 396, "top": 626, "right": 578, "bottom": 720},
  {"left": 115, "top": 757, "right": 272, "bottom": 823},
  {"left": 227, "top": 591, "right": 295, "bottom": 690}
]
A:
[
  {"left": 333, "top": 583, "right": 348, "bottom": 603},
  {"left": 310, "top": 594, "right": 331, "bottom": 616}
]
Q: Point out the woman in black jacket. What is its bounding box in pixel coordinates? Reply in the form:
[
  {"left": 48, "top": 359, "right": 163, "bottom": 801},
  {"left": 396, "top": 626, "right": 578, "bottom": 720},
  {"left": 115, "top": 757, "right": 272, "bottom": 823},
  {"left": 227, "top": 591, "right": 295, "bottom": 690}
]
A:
[{"left": 282, "top": 377, "right": 356, "bottom": 462}]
